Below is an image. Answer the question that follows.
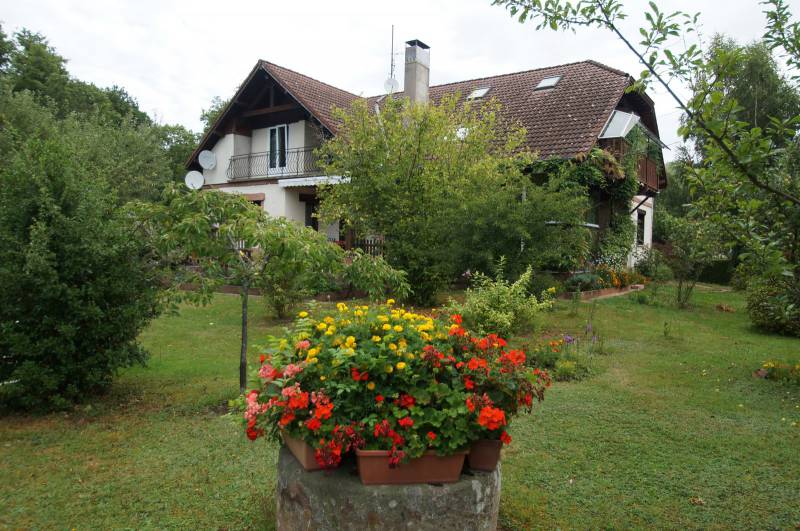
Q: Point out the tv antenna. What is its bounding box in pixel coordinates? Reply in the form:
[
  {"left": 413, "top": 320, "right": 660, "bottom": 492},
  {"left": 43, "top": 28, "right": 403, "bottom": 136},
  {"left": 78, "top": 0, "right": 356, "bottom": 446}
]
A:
[{"left": 383, "top": 25, "right": 400, "bottom": 94}]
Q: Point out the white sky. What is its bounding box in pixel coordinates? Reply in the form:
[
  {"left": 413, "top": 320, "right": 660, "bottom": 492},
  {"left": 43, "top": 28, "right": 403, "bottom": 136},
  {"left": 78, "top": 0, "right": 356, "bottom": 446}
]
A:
[{"left": 4, "top": 0, "right": 798, "bottom": 160}]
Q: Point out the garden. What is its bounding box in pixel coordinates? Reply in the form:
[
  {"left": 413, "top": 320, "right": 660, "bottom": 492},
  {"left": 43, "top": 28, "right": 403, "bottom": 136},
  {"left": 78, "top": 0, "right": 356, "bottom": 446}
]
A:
[{"left": 2, "top": 286, "right": 799, "bottom": 528}]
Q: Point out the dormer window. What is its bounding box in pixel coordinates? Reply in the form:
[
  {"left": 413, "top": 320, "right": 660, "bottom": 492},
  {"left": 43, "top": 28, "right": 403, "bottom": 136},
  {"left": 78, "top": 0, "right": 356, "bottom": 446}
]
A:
[
  {"left": 535, "top": 76, "right": 561, "bottom": 90},
  {"left": 467, "top": 87, "right": 490, "bottom": 100}
]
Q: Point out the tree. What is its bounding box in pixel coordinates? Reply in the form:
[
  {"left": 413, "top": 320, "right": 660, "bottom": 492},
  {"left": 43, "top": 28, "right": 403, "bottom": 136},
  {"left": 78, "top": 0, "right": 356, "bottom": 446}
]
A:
[
  {"left": 0, "top": 101, "right": 163, "bottom": 410},
  {"left": 200, "top": 96, "right": 229, "bottom": 132},
  {"left": 317, "top": 95, "right": 590, "bottom": 303},
  {"left": 133, "top": 187, "right": 351, "bottom": 392},
  {"left": 659, "top": 212, "right": 726, "bottom": 308}
]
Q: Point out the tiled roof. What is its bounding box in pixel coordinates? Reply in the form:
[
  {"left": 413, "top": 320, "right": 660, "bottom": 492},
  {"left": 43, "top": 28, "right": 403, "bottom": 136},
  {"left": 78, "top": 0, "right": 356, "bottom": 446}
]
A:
[
  {"left": 260, "top": 61, "right": 361, "bottom": 134},
  {"left": 189, "top": 59, "right": 636, "bottom": 167},
  {"left": 368, "top": 60, "right": 633, "bottom": 159}
]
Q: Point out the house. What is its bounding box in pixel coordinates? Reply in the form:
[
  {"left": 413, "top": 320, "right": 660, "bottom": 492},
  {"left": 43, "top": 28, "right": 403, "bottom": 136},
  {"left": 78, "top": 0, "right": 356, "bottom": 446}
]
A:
[{"left": 186, "top": 39, "right": 666, "bottom": 260}]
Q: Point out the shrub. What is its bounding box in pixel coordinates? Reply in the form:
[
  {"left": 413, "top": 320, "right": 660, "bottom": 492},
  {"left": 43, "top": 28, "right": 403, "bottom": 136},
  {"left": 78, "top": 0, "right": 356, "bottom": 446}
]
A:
[
  {"left": 554, "top": 360, "right": 578, "bottom": 381},
  {"left": 238, "top": 303, "right": 550, "bottom": 468},
  {"left": 564, "top": 272, "right": 603, "bottom": 292},
  {"left": 759, "top": 360, "right": 800, "bottom": 385},
  {"left": 338, "top": 250, "right": 411, "bottom": 302},
  {"left": 528, "top": 271, "right": 564, "bottom": 297},
  {"left": 746, "top": 277, "right": 800, "bottom": 337},
  {"left": 0, "top": 136, "right": 161, "bottom": 410},
  {"left": 446, "top": 262, "right": 553, "bottom": 338}
]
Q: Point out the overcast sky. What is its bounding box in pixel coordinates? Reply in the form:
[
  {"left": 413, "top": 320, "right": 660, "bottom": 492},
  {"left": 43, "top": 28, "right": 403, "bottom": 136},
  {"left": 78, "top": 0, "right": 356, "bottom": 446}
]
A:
[{"left": 4, "top": 0, "right": 796, "bottom": 159}]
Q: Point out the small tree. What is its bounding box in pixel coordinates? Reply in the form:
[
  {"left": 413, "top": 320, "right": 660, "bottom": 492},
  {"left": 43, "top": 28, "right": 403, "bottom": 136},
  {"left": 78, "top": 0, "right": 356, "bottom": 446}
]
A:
[
  {"left": 658, "top": 213, "right": 726, "bottom": 308},
  {"left": 134, "top": 186, "right": 358, "bottom": 392}
]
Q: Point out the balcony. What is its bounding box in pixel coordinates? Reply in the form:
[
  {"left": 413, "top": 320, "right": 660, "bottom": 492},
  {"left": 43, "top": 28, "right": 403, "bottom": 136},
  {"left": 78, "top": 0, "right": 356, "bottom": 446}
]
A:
[{"left": 227, "top": 147, "right": 321, "bottom": 181}]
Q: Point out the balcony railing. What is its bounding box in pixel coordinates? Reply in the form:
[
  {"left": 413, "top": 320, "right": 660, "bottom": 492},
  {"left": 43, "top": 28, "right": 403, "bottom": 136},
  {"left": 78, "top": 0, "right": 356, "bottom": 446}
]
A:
[{"left": 227, "top": 147, "right": 320, "bottom": 180}]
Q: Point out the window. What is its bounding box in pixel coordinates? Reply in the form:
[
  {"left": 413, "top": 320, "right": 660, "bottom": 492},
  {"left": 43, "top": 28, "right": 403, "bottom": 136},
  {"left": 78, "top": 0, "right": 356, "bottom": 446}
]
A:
[
  {"left": 636, "top": 210, "right": 646, "bottom": 245},
  {"left": 268, "top": 124, "right": 287, "bottom": 172},
  {"left": 467, "top": 87, "right": 490, "bottom": 100},
  {"left": 535, "top": 76, "right": 561, "bottom": 90}
]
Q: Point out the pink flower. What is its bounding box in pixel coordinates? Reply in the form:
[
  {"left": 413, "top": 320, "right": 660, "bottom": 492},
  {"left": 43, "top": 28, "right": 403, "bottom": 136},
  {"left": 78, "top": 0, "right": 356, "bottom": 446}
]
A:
[
  {"left": 296, "top": 340, "right": 311, "bottom": 351},
  {"left": 283, "top": 364, "right": 304, "bottom": 378},
  {"left": 258, "top": 364, "right": 281, "bottom": 381}
]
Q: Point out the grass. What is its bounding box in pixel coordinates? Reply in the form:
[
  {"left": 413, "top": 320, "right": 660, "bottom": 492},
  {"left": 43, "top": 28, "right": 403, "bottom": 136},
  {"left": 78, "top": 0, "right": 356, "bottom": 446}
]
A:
[{"left": 1, "top": 287, "right": 799, "bottom": 529}]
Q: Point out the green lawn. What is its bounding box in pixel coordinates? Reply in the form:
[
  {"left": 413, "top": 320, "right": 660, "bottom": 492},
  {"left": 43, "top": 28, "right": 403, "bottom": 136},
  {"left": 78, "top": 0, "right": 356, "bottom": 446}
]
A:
[{"left": 1, "top": 287, "right": 799, "bottom": 529}]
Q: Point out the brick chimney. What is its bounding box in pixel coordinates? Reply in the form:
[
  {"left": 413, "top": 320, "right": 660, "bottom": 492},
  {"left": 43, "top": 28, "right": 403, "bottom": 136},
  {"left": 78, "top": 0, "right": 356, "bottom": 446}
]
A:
[{"left": 404, "top": 39, "right": 430, "bottom": 105}]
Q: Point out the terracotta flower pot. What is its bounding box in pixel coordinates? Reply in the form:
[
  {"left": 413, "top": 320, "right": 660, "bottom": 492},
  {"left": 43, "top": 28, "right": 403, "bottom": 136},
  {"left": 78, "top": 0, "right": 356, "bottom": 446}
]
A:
[
  {"left": 282, "top": 431, "right": 322, "bottom": 471},
  {"left": 467, "top": 439, "right": 502, "bottom": 472},
  {"left": 355, "top": 449, "right": 466, "bottom": 485}
]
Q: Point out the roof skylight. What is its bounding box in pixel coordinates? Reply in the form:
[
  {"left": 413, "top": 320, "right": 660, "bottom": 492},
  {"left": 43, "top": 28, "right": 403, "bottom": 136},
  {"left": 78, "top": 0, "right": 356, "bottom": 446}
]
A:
[
  {"left": 467, "top": 87, "right": 490, "bottom": 100},
  {"left": 535, "top": 76, "right": 561, "bottom": 90}
]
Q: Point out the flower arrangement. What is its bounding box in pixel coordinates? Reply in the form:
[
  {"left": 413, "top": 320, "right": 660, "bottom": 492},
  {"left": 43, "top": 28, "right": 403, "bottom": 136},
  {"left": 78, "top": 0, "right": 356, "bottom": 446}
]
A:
[{"left": 239, "top": 301, "right": 550, "bottom": 472}]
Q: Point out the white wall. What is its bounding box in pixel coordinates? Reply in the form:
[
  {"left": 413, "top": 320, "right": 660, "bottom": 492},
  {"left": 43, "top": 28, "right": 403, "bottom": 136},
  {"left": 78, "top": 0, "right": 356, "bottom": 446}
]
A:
[
  {"left": 203, "top": 134, "right": 233, "bottom": 185},
  {"left": 627, "top": 195, "right": 654, "bottom": 268}
]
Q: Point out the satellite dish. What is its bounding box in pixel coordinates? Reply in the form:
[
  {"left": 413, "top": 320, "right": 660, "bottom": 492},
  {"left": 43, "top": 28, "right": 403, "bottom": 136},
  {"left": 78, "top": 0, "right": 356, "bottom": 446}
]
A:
[
  {"left": 384, "top": 77, "right": 399, "bottom": 94},
  {"left": 184, "top": 170, "right": 204, "bottom": 190},
  {"left": 198, "top": 150, "right": 216, "bottom": 170}
]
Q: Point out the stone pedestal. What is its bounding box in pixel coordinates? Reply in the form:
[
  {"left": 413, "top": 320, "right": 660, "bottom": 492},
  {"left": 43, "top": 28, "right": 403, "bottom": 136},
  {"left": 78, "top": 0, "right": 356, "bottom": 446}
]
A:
[{"left": 276, "top": 446, "right": 501, "bottom": 530}]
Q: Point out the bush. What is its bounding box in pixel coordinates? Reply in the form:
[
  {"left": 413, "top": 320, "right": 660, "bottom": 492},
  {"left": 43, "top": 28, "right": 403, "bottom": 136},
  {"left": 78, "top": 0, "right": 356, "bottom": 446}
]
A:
[
  {"left": 759, "top": 360, "right": 800, "bottom": 385},
  {"left": 338, "top": 250, "right": 411, "bottom": 301},
  {"left": 446, "top": 262, "right": 553, "bottom": 338},
  {"left": 564, "top": 272, "right": 603, "bottom": 292},
  {"left": 554, "top": 359, "right": 578, "bottom": 381},
  {"left": 746, "top": 277, "right": 800, "bottom": 337},
  {"left": 0, "top": 136, "right": 161, "bottom": 410},
  {"left": 528, "top": 271, "right": 564, "bottom": 297}
]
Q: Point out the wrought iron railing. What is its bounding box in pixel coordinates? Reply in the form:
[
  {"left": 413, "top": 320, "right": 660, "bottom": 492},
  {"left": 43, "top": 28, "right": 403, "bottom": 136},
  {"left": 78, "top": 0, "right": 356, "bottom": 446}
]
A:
[{"left": 226, "top": 148, "right": 320, "bottom": 180}]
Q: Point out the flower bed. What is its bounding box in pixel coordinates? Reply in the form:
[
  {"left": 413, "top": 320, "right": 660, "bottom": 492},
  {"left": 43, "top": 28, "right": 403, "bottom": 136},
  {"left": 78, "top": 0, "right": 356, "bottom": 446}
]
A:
[{"left": 238, "top": 301, "right": 550, "bottom": 482}]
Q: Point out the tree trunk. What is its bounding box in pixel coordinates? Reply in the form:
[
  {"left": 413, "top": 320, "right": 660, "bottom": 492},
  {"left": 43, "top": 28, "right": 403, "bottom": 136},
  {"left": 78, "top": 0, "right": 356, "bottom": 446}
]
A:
[{"left": 240, "top": 282, "right": 249, "bottom": 394}]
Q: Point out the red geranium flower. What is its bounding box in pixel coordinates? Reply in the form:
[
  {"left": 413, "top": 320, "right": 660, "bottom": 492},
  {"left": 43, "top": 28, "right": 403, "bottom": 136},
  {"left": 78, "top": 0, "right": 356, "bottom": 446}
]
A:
[
  {"left": 396, "top": 394, "right": 415, "bottom": 408},
  {"left": 278, "top": 410, "right": 295, "bottom": 427},
  {"left": 467, "top": 357, "right": 488, "bottom": 371},
  {"left": 477, "top": 406, "right": 507, "bottom": 431},
  {"left": 305, "top": 417, "right": 322, "bottom": 431},
  {"left": 314, "top": 401, "right": 334, "bottom": 420},
  {"left": 451, "top": 314, "right": 463, "bottom": 325},
  {"left": 463, "top": 376, "right": 475, "bottom": 390},
  {"left": 500, "top": 431, "right": 512, "bottom": 445},
  {"left": 375, "top": 394, "right": 384, "bottom": 403},
  {"left": 427, "top": 431, "right": 437, "bottom": 441},
  {"left": 466, "top": 396, "right": 475, "bottom": 412},
  {"left": 398, "top": 416, "right": 414, "bottom": 429},
  {"left": 288, "top": 391, "right": 310, "bottom": 410},
  {"left": 259, "top": 354, "right": 266, "bottom": 364}
]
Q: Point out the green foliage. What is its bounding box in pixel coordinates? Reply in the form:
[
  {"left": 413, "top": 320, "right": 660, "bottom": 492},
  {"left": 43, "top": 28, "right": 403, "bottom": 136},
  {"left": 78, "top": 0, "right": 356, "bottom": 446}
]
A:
[
  {"left": 318, "top": 95, "right": 589, "bottom": 303},
  {"left": 339, "top": 249, "right": 411, "bottom": 301},
  {"left": 759, "top": 359, "right": 800, "bottom": 385},
  {"left": 564, "top": 272, "right": 603, "bottom": 292},
  {"left": 746, "top": 277, "right": 800, "bottom": 337},
  {"left": 528, "top": 271, "right": 563, "bottom": 297},
  {"left": 445, "top": 260, "right": 553, "bottom": 338},
  {"left": 660, "top": 212, "right": 727, "bottom": 308},
  {"left": 0, "top": 117, "right": 162, "bottom": 410},
  {"left": 200, "top": 96, "right": 229, "bottom": 132}
]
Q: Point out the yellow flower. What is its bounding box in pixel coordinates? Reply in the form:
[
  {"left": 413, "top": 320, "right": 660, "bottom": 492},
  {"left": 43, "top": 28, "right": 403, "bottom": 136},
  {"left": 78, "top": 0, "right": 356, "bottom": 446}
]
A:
[
  {"left": 325, "top": 329, "right": 334, "bottom": 336},
  {"left": 382, "top": 323, "right": 392, "bottom": 331},
  {"left": 316, "top": 322, "right": 327, "bottom": 331},
  {"left": 320, "top": 375, "right": 326, "bottom": 381},
  {"left": 307, "top": 357, "right": 319, "bottom": 364},
  {"left": 354, "top": 310, "right": 364, "bottom": 317},
  {"left": 298, "top": 311, "right": 309, "bottom": 318},
  {"left": 345, "top": 336, "right": 357, "bottom": 347},
  {"left": 393, "top": 325, "right": 403, "bottom": 333},
  {"left": 385, "top": 365, "right": 394, "bottom": 373},
  {"left": 405, "top": 353, "right": 415, "bottom": 360},
  {"left": 388, "top": 343, "right": 397, "bottom": 351},
  {"left": 367, "top": 382, "right": 376, "bottom": 390},
  {"left": 378, "top": 315, "right": 389, "bottom": 322},
  {"left": 547, "top": 286, "right": 557, "bottom": 294},
  {"left": 396, "top": 362, "right": 407, "bottom": 370},
  {"left": 387, "top": 298, "right": 396, "bottom": 306},
  {"left": 336, "top": 302, "right": 348, "bottom": 312},
  {"left": 324, "top": 316, "right": 335, "bottom": 324},
  {"left": 307, "top": 348, "right": 319, "bottom": 357},
  {"left": 372, "top": 335, "right": 382, "bottom": 342},
  {"left": 398, "top": 339, "right": 407, "bottom": 349}
]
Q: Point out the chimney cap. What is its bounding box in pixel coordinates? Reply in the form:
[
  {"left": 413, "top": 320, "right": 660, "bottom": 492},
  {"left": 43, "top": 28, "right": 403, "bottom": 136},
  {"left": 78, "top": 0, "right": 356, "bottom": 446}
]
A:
[{"left": 405, "top": 39, "right": 430, "bottom": 50}]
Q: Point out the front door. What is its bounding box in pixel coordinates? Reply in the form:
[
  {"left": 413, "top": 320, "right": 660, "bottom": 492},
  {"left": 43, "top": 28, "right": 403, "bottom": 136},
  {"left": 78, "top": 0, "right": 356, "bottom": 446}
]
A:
[{"left": 268, "top": 125, "right": 287, "bottom": 175}]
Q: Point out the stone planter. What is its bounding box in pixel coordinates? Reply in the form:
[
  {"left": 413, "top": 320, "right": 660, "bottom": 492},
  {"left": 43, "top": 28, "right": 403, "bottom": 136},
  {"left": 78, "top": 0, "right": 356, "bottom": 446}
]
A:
[
  {"left": 468, "top": 439, "right": 502, "bottom": 472},
  {"left": 281, "top": 431, "right": 322, "bottom": 471},
  {"left": 277, "top": 446, "right": 500, "bottom": 530},
  {"left": 355, "top": 449, "right": 467, "bottom": 485}
]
